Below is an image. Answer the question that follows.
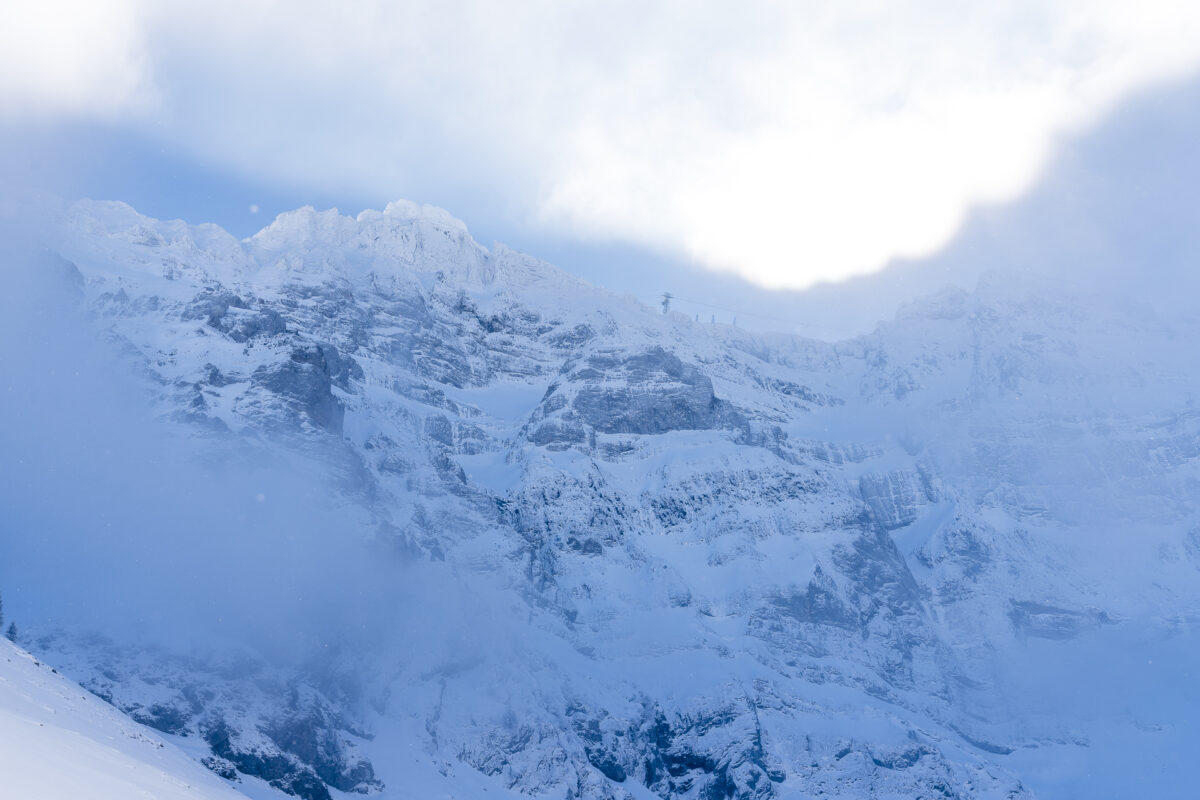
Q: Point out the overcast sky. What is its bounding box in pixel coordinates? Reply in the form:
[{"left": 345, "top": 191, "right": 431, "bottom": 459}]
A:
[{"left": 4, "top": 1, "right": 1200, "bottom": 332}]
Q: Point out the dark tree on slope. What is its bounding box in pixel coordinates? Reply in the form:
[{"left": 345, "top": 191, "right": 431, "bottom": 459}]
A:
[{"left": 5, "top": 623, "right": 15, "bottom": 642}]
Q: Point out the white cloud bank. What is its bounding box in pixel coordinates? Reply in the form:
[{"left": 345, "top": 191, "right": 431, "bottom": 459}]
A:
[{"left": 5, "top": 1, "right": 1200, "bottom": 288}]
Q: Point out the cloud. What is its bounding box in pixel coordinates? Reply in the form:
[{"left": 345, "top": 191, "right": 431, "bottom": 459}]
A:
[
  {"left": 0, "top": 0, "right": 155, "bottom": 119},
  {"left": 6, "top": 1, "right": 1200, "bottom": 288}
]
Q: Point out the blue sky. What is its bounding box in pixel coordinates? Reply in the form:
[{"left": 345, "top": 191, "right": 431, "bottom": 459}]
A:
[{"left": 4, "top": 2, "right": 1200, "bottom": 336}]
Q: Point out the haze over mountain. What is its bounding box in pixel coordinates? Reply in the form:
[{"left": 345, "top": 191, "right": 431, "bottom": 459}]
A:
[
  {"left": 2, "top": 137, "right": 1199, "bottom": 796},
  {"left": 4, "top": 8, "right": 1200, "bottom": 798}
]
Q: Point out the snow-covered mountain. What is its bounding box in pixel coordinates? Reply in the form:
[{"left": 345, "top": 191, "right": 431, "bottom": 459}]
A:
[{"left": 5, "top": 197, "right": 1200, "bottom": 799}]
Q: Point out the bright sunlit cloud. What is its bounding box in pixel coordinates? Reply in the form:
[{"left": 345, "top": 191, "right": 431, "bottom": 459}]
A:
[
  {"left": 0, "top": 1, "right": 154, "bottom": 118},
  {"left": 6, "top": 1, "right": 1200, "bottom": 288}
]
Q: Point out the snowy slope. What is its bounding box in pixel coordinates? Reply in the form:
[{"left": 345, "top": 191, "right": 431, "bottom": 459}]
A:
[
  {"left": 0, "top": 638, "right": 255, "bottom": 800},
  {"left": 4, "top": 197, "right": 1200, "bottom": 800}
]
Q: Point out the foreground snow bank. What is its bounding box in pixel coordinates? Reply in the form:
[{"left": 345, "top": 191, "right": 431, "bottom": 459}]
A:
[{"left": 0, "top": 638, "right": 250, "bottom": 800}]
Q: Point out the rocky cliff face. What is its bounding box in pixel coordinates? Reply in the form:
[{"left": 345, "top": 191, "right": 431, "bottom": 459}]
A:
[{"left": 23, "top": 199, "right": 1200, "bottom": 799}]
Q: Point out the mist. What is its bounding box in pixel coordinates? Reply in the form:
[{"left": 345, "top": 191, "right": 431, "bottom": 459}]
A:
[{"left": 0, "top": 232, "right": 408, "bottom": 664}]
